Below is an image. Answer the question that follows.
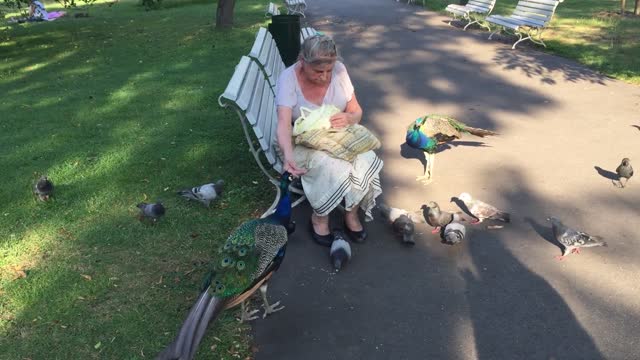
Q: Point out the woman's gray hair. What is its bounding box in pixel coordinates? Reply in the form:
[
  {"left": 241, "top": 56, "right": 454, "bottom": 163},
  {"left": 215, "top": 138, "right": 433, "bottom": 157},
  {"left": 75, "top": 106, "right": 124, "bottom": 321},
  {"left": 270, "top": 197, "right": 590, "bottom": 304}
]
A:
[{"left": 299, "top": 34, "right": 339, "bottom": 65}]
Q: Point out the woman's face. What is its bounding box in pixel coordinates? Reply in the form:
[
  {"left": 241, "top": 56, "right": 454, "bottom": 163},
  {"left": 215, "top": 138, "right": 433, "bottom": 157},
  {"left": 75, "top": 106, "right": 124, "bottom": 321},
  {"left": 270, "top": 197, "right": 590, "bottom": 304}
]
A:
[{"left": 301, "top": 60, "right": 335, "bottom": 86}]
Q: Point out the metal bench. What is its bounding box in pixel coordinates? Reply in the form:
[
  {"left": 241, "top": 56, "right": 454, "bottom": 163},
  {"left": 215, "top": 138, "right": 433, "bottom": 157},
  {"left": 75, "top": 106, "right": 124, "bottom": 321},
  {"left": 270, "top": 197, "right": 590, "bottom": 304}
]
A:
[
  {"left": 485, "top": 0, "right": 563, "bottom": 49},
  {"left": 218, "top": 56, "right": 306, "bottom": 216},
  {"left": 265, "top": 2, "right": 280, "bottom": 17},
  {"left": 285, "top": 0, "right": 307, "bottom": 17},
  {"left": 446, "top": 0, "right": 496, "bottom": 31}
]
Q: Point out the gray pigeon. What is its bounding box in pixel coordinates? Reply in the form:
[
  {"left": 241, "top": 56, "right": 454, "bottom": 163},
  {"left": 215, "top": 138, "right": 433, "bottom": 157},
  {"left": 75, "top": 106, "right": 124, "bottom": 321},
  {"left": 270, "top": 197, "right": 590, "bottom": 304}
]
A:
[
  {"left": 177, "top": 180, "right": 224, "bottom": 207},
  {"left": 443, "top": 222, "right": 466, "bottom": 245},
  {"left": 378, "top": 203, "right": 416, "bottom": 245},
  {"left": 456, "top": 192, "right": 510, "bottom": 224},
  {"left": 616, "top": 158, "right": 633, "bottom": 188},
  {"left": 548, "top": 217, "right": 607, "bottom": 260},
  {"left": 137, "top": 202, "right": 166, "bottom": 222},
  {"left": 422, "top": 201, "right": 464, "bottom": 234},
  {"left": 34, "top": 176, "right": 54, "bottom": 201},
  {"left": 330, "top": 231, "right": 352, "bottom": 271}
]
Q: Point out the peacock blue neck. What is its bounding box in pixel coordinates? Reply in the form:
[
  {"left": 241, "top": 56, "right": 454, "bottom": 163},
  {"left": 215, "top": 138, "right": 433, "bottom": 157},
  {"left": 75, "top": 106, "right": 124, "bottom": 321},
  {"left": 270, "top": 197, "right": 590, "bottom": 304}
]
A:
[
  {"left": 274, "top": 173, "right": 293, "bottom": 227},
  {"left": 406, "top": 128, "right": 437, "bottom": 153}
]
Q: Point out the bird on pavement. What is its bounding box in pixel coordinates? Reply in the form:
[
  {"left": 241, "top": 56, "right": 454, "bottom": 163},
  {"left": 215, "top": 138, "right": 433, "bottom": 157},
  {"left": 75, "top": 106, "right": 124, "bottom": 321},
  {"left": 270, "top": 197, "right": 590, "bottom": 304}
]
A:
[
  {"left": 615, "top": 158, "right": 633, "bottom": 188},
  {"left": 548, "top": 216, "right": 607, "bottom": 261},
  {"left": 406, "top": 115, "right": 497, "bottom": 185},
  {"left": 454, "top": 192, "right": 510, "bottom": 224}
]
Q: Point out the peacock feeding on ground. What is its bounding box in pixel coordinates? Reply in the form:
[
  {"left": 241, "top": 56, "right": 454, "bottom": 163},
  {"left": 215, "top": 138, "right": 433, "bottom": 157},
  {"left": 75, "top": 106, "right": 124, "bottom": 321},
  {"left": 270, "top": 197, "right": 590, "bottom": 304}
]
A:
[
  {"left": 156, "top": 173, "right": 295, "bottom": 360},
  {"left": 406, "top": 115, "right": 498, "bottom": 184}
]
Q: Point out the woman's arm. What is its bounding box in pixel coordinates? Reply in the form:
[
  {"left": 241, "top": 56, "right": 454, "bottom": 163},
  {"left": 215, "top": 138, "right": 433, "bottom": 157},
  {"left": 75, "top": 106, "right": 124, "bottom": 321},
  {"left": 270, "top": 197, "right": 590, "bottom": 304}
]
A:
[
  {"left": 277, "top": 106, "right": 307, "bottom": 176},
  {"left": 330, "top": 92, "right": 363, "bottom": 128}
]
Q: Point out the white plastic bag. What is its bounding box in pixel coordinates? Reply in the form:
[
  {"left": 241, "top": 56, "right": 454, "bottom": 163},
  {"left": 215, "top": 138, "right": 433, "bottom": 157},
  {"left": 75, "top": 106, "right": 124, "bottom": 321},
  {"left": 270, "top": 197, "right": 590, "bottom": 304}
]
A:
[{"left": 292, "top": 104, "right": 341, "bottom": 136}]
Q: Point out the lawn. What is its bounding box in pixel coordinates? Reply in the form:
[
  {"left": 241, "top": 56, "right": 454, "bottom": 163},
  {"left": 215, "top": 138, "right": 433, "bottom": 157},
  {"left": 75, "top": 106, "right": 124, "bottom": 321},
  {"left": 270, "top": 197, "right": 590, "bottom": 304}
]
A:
[
  {"left": 0, "top": 0, "right": 275, "bottom": 358},
  {"left": 427, "top": 0, "right": 640, "bottom": 84}
]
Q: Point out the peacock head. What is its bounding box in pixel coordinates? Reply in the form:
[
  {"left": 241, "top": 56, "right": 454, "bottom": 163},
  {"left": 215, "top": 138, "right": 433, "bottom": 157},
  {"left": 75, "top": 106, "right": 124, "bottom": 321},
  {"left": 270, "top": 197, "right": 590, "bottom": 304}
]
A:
[
  {"left": 280, "top": 171, "right": 293, "bottom": 191},
  {"left": 275, "top": 172, "right": 295, "bottom": 233},
  {"left": 414, "top": 116, "right": 426, "bottom": 129}
]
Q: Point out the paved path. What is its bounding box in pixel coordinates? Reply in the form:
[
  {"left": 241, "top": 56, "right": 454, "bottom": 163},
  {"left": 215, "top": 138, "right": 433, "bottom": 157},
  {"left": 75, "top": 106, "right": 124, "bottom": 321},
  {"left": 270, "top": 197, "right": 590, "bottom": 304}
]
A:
[{"left": 254, "top": 1, "right": 640, "bottom": 359}]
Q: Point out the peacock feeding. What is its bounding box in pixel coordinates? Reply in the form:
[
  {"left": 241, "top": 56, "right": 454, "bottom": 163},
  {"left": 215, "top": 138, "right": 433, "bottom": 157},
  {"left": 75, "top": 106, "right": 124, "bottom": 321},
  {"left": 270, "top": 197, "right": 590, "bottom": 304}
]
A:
[
  {"left": 156, "top": 172, "right": 295, "bottom": 360},
  {"left": 405, "top": 115, "right": 498, "bottom": 184}
]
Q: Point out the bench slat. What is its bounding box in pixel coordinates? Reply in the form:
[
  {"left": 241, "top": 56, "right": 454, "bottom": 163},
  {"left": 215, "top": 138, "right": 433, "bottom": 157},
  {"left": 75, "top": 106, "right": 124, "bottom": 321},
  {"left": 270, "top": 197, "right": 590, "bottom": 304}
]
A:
[
  {"left": 237, "top": 61, "right": 261, "bottom": 111},
  {"left": 220, "top": 56, "right": 251, "bottom": 103},
  {"left": 517, "top": 1, "right": 556, "bottom": 11},
  {"left": 509, "top": 13, "right": 548, "bottom": 26},
  {"left": 514, "top": 6, "right": 554, "bottom": 18},
  {"left": 468, "top": 0, "right": 494, "bottom": 6}
]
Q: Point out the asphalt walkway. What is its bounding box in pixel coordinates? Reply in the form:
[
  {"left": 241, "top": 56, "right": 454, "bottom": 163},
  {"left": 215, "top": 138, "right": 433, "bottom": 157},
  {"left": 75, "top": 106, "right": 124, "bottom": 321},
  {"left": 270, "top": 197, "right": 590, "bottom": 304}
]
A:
[{"left": 253, "top": 1, "right": 640, "bottom": 359}]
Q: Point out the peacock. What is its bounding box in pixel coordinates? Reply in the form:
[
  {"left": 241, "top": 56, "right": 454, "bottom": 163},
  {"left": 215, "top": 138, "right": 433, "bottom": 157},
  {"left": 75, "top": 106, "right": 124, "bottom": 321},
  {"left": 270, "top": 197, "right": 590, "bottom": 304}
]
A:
[
  {"left": 406, "top": 115, "right": 498, "bottom": 184},
  {"left": 156, "top": 173, "right": 295, "bottom": 360}
]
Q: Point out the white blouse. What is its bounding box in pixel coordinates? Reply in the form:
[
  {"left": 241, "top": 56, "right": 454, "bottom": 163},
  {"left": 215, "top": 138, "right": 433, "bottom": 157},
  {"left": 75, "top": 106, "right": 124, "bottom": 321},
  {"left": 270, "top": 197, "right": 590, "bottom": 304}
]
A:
[{"left": 276, "top": 61, "right": 355, "bottom": 122}]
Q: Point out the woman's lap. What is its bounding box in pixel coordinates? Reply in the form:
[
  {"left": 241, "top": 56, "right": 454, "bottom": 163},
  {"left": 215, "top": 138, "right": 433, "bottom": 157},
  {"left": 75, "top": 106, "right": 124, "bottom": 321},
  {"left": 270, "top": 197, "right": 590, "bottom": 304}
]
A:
[{"left": 293, "top": 146, "right": 383, "bottom": 220}]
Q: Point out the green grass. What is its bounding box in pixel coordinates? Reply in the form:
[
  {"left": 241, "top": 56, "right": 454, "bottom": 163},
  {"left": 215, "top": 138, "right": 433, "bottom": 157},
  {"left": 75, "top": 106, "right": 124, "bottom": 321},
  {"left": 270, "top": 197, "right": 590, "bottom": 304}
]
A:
[
  {"left": 0, "top": 0, "right": 275, "bottom": 358},
  {"left": 427, "top": 0, "right": 640, "bottom": 84}
]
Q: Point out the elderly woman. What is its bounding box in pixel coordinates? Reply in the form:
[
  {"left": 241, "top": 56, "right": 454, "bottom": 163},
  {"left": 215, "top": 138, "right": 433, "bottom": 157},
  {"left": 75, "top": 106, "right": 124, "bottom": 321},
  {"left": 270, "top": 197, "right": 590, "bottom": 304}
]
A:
[{"left": 276, "top": 34, "right": 383, "bottom": 247}]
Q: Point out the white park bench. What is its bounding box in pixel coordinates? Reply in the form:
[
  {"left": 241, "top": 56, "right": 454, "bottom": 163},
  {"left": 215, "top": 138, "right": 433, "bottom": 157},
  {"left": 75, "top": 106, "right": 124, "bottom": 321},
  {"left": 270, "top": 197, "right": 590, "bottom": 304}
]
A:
[
  {"left": 485, "top": 0, "right": 563, "bottom": 49},
  {"left": 285, "top": 0, "right": 307, "bottom": 17},
  {"left": 248, "top": 27, "right": 318, "bottom": 90},
  {"left": 218, "top": 56, "right": 306, "bottom": 216},
  {"left": 445, "top": 0, "right": 496, "bottom": 31},
  {"left": 300, "top": 26, "right": 318, "bottom": 43},
  {"left": 265, "top": 2, "right": 280, "bottom": 17}
]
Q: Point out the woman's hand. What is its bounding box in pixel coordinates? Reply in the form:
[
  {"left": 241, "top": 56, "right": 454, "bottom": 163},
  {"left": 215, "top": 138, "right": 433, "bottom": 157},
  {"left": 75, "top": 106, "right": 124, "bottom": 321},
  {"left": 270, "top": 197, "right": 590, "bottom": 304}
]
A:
[
  {"left": 283, "top": 157, "right": 307, "bottom": 177},
  {"left": 329, "top": 112, "right": 354, "bottom": 128}
]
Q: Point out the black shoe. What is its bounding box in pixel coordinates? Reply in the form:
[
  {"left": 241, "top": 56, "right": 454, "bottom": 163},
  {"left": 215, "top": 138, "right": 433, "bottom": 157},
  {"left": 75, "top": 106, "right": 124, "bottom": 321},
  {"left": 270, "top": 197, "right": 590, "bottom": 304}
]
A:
[
  {"left": 344, "top": 222, "right": 367, "bottom": 243},
  {"left": 310, "top": 220, "right": 333, "bottom": 247}
]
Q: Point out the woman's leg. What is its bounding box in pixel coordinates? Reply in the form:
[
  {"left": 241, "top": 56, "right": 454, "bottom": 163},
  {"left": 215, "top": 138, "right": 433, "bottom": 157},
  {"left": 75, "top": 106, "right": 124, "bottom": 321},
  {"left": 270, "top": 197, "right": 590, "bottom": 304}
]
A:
[
  {"left": 311, "top": 212, "right": 330, "bottom": 236},
  {"left": 344, "top": 206, "right": 363, "bottom": 232}
]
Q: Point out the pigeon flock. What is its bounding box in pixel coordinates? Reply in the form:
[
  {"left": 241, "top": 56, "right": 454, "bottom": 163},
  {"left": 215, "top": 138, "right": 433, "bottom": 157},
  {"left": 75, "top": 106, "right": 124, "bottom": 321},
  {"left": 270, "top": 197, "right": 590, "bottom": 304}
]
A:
[{"left": 370, "top": 114, "right": 631, "bottom": 260}]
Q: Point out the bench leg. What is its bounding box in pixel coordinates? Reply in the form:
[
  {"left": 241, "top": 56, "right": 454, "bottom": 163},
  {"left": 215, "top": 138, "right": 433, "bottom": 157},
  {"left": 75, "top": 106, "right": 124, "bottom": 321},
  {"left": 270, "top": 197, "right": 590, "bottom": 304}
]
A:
[
  {"left": 488, "top": 27, "right": 500, "bottom": 40},
  {"left": 463, "top": 18, "right": 477, "bottom": 31}
]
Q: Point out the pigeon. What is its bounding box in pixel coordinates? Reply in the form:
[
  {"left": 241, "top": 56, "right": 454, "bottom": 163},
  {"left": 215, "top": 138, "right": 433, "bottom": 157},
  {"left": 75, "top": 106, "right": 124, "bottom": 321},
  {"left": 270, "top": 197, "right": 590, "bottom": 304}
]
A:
[
  {"left": 547, "top": 217, "right": 607, "bottom": 260},
  {"left": 616, "top": 158, "right": 633, "bottom": 188},
  {"left": 137, "top": 202, "right": 166, "bottom": 222},
  {"left": 422, "top": 201, "right": 464, "bottom": 234},
  {"left": 177, "top": 180, "right": 224, "bottom": 207},
  {"left": 330, "top": 231, "right": 352, "bottom": 271},
  {"left": 34, "top": 176, "right": 54, "bottom": 201},
  {"left": 378, "top": 203, "right": 416, "bottom": 245},
  {"left": 443, "top": 222, "right": 466, "bottom": 245},
  {"left": 454, "top": 192, "right": 510, "bottom": 224}
]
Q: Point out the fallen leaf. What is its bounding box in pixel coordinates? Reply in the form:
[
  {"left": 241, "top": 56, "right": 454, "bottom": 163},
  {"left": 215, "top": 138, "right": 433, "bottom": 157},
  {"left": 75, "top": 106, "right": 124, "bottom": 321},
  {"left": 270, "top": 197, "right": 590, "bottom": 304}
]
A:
[
  {"left": 164, "top": 187, "right": 170, "bottom": 191},
  {"left": 14, "top": 270, "right": 27, "bottom": 279},
  {"left": 94, "top": 341, "right": 101, "bottom": 349},
  {"left": 81, "top": 274, "right": 92, "bottom": 281},
  {"left": 190, "top": 232, "right": 199, "bottom": 238},
  {"left": 143, "top": 193, "right": 149, "bottom": 201},
  {"left": 77, "top": 296, "right": 85, "bottom": 300}
]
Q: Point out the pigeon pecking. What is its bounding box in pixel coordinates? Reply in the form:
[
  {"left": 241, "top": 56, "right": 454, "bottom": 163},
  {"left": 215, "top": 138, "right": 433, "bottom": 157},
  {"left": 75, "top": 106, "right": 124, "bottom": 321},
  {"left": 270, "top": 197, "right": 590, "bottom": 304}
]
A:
[
  {"left": 177, "top": 180, "right": 225, "bottom": 207},
  {"left": 548, "top": 217, "right": 607, "bottom": 260},
  {"left": 34, "top": 176, "right": 54, "bottom": 201},
  {"left": 137, "top": 202, "right": 166, "bottom": 222},
  {"left": 454, "top": 192, "right": 510, "bottom": 224}
]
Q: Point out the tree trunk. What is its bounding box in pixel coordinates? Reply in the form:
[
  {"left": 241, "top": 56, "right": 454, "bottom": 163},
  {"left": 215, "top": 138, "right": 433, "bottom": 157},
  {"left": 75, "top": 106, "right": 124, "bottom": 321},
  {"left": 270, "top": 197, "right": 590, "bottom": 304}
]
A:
[
  {"left": 635, "top": 0, "right": 639, "bottom": 15},
  {"left": 621, "top": 0, "right": 626, "bottom": 14},
  {"left": 215, "top": 0, "right": 235, "bottom": 29}
]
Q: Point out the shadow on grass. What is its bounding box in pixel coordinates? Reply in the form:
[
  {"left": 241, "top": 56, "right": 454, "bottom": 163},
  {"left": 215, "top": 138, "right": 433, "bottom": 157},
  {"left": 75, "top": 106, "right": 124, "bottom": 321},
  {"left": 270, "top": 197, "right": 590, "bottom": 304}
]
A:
[{"left": 0, "top": 0, "right": 277, "bottom": 359}]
